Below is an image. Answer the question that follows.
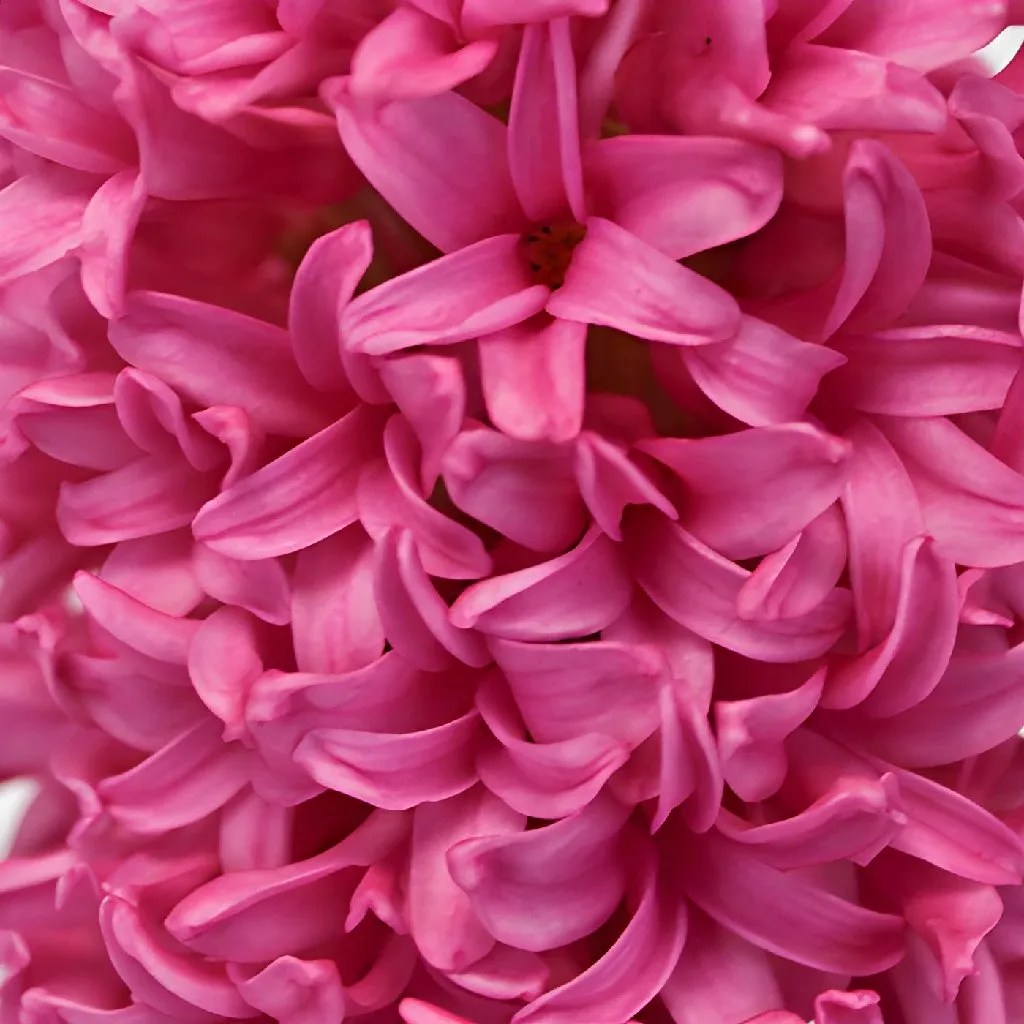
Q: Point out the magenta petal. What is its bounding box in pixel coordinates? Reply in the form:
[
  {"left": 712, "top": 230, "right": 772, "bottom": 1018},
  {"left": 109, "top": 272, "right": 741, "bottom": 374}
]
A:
[
  {"left": 342, "top": 235, "right": 548, "bottom": 356},
  {"left": 442, "top": 425, "right": 586, "bottom": 553},
  {"left": 326, "top": 78, "right": 522, "bottom": 254},
  {"left": 166, "top": 810, "right": 408, "bottom": 960},
  {"left": 546, "top": 217, "right": 741, "bottom": 345},
  {"left": 231, "top": 957, "right": 344, "bottom": 1024},
  {"left": 475, "top": 672, "right": 629, "bottom": 818},
  {"left": 626, "top": 511, "right": 851, "bottom": 663},
  {"left": 408, "top": 786, "right": 522, "bottom": 972},
  {"left": 676, "top": 829, "right": 905, "bottom": 975},
  {"left": 193, "top": 404, "right": 388, "bottom": 560},
  {"left": 109, "top": 292, "right": 334, "bottom": 438},
  {"left": 716, "top": 669, "right": 825, "bottom": 803},
  {"left": 511, "top": 847, "right": 686, "bottom": 1024},
  {"left": 586, "top": 135, "right": 783, "bottom": 259},
  {"left": 680, "top": 315, "right": 847, "bottom": 426},
  {"left": 294, "top": 710, "right": 482, "bottom": 810},
  {"left": 813, "top": 990, "right": 883, "bottom": 1024},
  {"left": 451, "top": 527, "right": 633, "bottom": 641},
  {"left": 641, "top": 423, "right": 850, "bottom": 560},
  {"left": 479, "top": 316, "right": 587, "bottom": 443},
  {"left": 448, "top": 792, "right": 629, "bottom": 952},
  {"left": 823, "top": 536, "right": 959, "bottom": 715},
  {"left": 192, "top": 545, "right": 290, "bottom": 627},
  {"left": 291, "top": 527, "right": 384, "bottom": 675},
  {"left": 509, "top": 20, "right": 585, "bottom": 223}
]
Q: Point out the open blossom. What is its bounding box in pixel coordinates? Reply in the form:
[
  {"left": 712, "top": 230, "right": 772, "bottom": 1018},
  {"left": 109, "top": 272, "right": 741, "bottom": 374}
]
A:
[{"left": 4, "top": 1, "right": 1024, "bottom": 1023}]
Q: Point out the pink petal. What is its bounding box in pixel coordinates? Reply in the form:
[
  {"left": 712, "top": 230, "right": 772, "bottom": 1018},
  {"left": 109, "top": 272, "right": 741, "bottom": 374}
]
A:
[
  {"left": 441, "top": 425, "right": 585, "bottom": 553},
  {"left": 461, "top": 0, "right": 610, "bottom": 35},
  {"left": 822, "top": 536, "right": 959, "bottom": 715},
  {"left": 586, "top": 135, "right": 783, "bottom": 259},
  {"left": 448, "top": 792, "right": 629, "bottom": 953},
  {"left": 288, "top": 221, "right": 370, "bottom": 397},
  {"left": 716, "top": 772, "right": 905, "bottom": 869},
  {"left": 450, "top": 526, "right": 633, "bottom": 641},
  {"left": 358, "top": 414, "right": 493, "bottom": 579},
  {"left": 575, "top": 430, "right": 677, "bottom": 541},
  {"left": 166, "top": 810, "right": 408, "bottom": 960},
  {"left": 230, "top": 957, "right": 344, "bottom": 1024},
  {"left": 679, "top": 315, "right": 847, "bottom": 426},
  {"left": 341, "top": 235, "right": 547, "bottom": 356},
  {"left": 641, "top": 424, "right": 850, "bottom": 560},
  {"left": 100, "top": 531, "right": 204, "bottom": 617},
  {"left": 511, "top": 847, "right": 686, "bottom": 1024},
  {"left": 325, "top": 78, "right": 522, "bottom": 254},
  {"left": 408, "top": 786, "right": 523, "bottom": 972},
  {"left": 509, "top": 20, "right": 585, "bottom": 223},
  {"left": 822, "top": 139, "right": 932, "bottom": 338},
  {"left": 547, "top": 217, "right": 741, "bottom": 345},
  {"left": 350, "top": 6, "right": 498, "bottom": 103},
  {"left": 479, "top": 315, "right": 587, "bottom": 443},
  {"left": 193, "top": 404, "right": 388, "bottom": 560},
  {"left": 378, "top": 353, "right": 466, "bottom": 491},
  {"left": 489, "top": 636, "right": 662, "bottom": 746},
  {"left": 291, "top": 526, "right": 384, "bottom": 675},
  {"left": 99, "top": 719, "right": 250, "bottom": 833},
  {"left": 374, "top": 529, "right": 491, "bottom": 670},
  {"left": 192, "top": 544, "right": 291, "bottom": 626},
  {"left": 475, "top": 672, "right": 629, "bottom": 818},
  {"left": 444, "top": 944, "right": 549, "bottom": 1003},
  {"left": 761, "top": 45, "right": 947, "bottom": 136},
  {"left": 109, "top": 292, "right": 334, "bottom": 438},
  {"left": 626, "top": 510, "right": 851, "bottom": 663},
  {"left": 831, "top": 325, "right": 1023, "bottom": 416},
  {"left": 676, "top": 829, "right": 905, "bottom": 975},
  {"left": 880, "top": 414, "right": 1024, "bottom": 568},
  {"left": 715, "top": 668, "right": 826, "bottom": 803},
  {"left": 814, "top": 990, "right": 883, "bottom": 1024},
  {"left": 737, "top": 506, "right": 848, "bottom": 621},
  {"left": 294, "top": 710, "right": 483, "bottom": 810},
  {"left": 0, "top": 166, "right": 93, "bottom": 285},
  {"left": 219, "top": 791, "right": 292, "bottom": 873}
]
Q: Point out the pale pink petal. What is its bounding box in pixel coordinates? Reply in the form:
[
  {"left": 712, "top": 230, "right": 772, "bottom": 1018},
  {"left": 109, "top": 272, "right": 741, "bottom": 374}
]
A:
[
  {"left": 676, "top": 828, "right": 905, "bottom": 975},
  {"left": 378, "top": 353, "right": 466, "bottom": 491},
  {"left": 408, "top": 786, "right": 523, "bottom": 972},
  {"left": 546, "top": 217, "right": 741, "bottom": 345},
  {"left": 374, "top": 529, "right": 491, "bottom": 670},
  {"left": 341, "top": 235, "right": 548, "bottom": 356},
  {"left": 400, "top": 1001, "right": 472, "bottom": 1024},
  {"left": 475, "top": 672, "right": 629, "bottom": 818},
  {"left": 509, "top": 20, "right": 585, "bottom": 223},
  {"left": 350, "top": 6, "right": 498, "bottom": 103},
  {"left": 586, "top": 135, "right": 783, "bottom": 259},
  {"left": 109, "top": 292, "right": 334, "bottom": 438},
  {"left": 166, "top": 810, "right": 408, "bottom": 960},
  {"left": 490, "top": 636, "right": 662, "bottom": 746},
  {"left": 448, "top": 792, "right": 629, "bottom": 952},
  {"left": 814, "top": 990, "right": 883, "bottom": 1024},
  {"left": 294, "top": 710, "right": 482, "bottom": 810},
  {"left": 511, "top": 847, "right": 686, "bottom": 1024},
  {"left": 737, "top": 506, "right": 848, "bottom": 621},
  {"left": 219, "top": 791, "right": 292, "bottom": 873},
  {"left": 461, "top": 0, "right": 609, "bottom": 35},
  {"left": 230, "top": 957, "right": 344, "bottom": 1024},
  {"left": 626, "top": 510, "right": 851, "bottom": 663},
  {"left": 0, "top": 166, "right": 93, "bottom": 285},
  {"left": 442, "top": 425, "right": 585, "bottom": 553},
  {"left": 715, "top": 669, "right": 826, "bottom": 803},
  {"left": 450, "top": 527, "right": 633, "bottom": 641},
  {"left": 445, "top": 944, "right": 549, "bottom": 1003},
  {"left": 325, "top": 78, "right": 523, "bottom": 253},
  {"left": 479, "top": 316, "right": 586, "bottom": 443},
  {"left": 291, "top": 526, "right": 384, "bottom": 675},
  {"left": 288, "top": 221, "right": 370, "bottom": 397},
  {"left": 678, "top": 316, "right": 847, "bottom": 426},
  {"left": 641, "top": 423, "right": 850, "bottom": 560},
  {"left": 100, "top": 531, "right": 204, "bottom": 617},
  {"left": 831, "top": 325, "right": 1023, "bottom": 416},
  {"left": 193, "top": 404, "right": 388, "bottom": 560},
  {"left": 822, "top": 536, "right": 959, "bottom": 715},
  {"left": 574, "top": 431, "right": 677, "bottom": 541},
  {"left": 192, "top": 544, "right": 291, "bottom": 626}
]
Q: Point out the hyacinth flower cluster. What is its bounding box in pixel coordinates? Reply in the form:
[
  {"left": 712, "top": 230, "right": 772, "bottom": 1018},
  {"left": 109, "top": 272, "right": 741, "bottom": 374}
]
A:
[{"left": 8, "top": 0, "right": 1024, "bottom": 1022}]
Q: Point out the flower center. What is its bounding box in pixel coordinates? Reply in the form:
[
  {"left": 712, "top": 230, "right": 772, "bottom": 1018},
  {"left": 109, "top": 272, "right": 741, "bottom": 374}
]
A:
[{"left": 522, "top": 221, "right": 586, "bottom": 289}]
